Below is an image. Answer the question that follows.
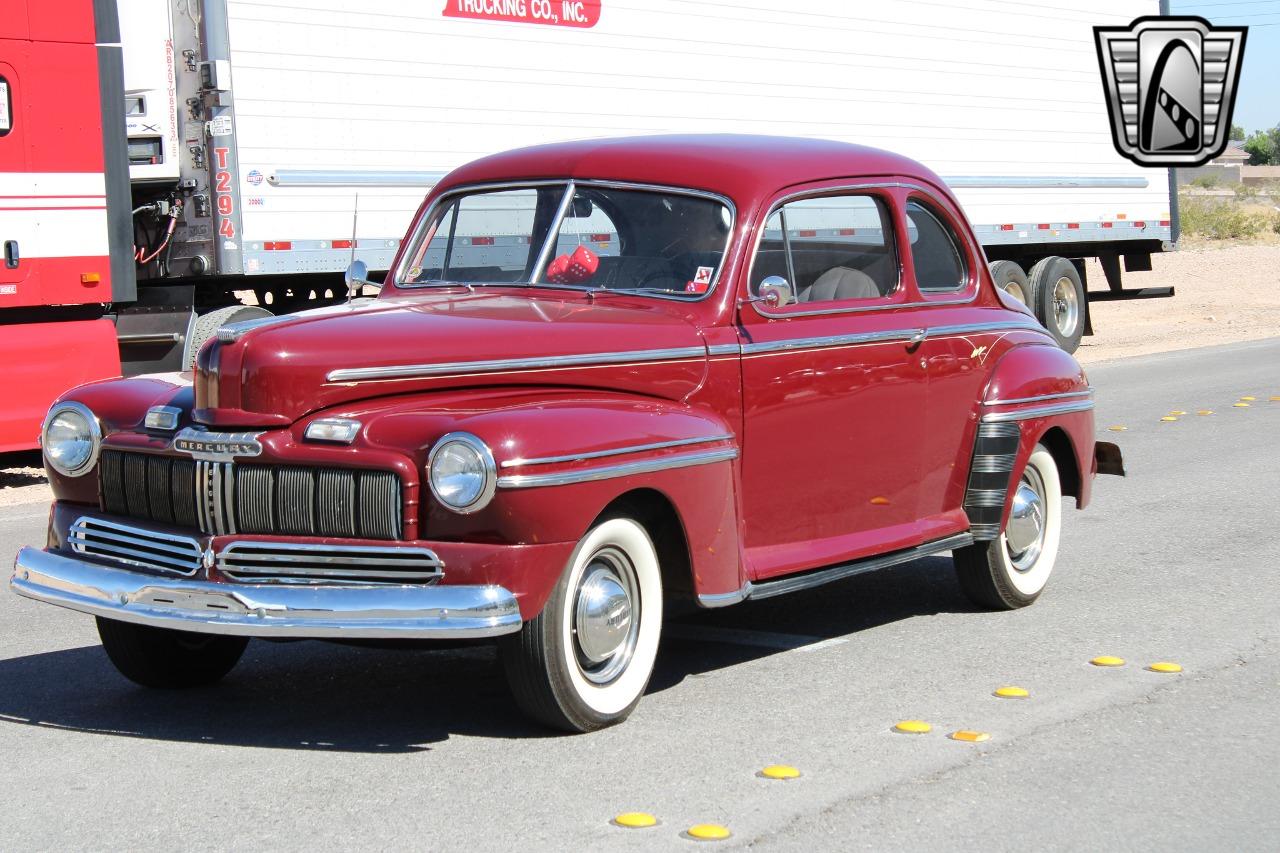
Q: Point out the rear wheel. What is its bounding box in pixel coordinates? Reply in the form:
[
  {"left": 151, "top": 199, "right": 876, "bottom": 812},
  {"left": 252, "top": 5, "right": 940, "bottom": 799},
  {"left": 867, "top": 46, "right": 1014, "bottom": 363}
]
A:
[
  {"left": 501, "top": 516, "right": 663, "bottom": 732},
  {"left": 96, "top": 617, "right": 248, "bottom": 688},
  {"left": 954, "top": 444, "right": 1062, "bottom": 610},
  {"left": 988, "top": 260, "right": 1031, "bottom": 306},
  {"left": 1027, "top": 257, "right": 1085, "bottom": 354}
]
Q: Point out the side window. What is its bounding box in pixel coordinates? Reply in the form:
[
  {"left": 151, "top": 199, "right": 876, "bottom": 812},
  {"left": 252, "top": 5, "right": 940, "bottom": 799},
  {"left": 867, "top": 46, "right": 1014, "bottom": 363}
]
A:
[
  {"left": 409, "top": 188, "right": 545, "bottom": 283},
  {"left": 0, "top": 77, "right": 12, "bottom": 136},
  {"left": 905, "top": 199, "right": 967, "bottom": 292},
  {"left": 751, "top": 194, "right": 897, "bottom": 305}
]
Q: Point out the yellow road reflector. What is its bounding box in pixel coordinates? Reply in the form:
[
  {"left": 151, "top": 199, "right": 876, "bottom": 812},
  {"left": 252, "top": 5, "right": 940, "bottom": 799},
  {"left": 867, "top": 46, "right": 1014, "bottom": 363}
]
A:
[
  {"left": 894, "top": 720, "right": 932, "bottom": 734},
  {"left": 950, "top": 730, "right": 991, "bottom": 743},
  {"left": 685, "top": 824, "right": 732, "bottom": 841},
  {"left": 1270, "top": 396, "right": 1280, "bottom": 402},
  {"left": 1160, "top": 416, "right": 1178, "bottom": 422},
  {"left": 758, "top": 764, "right": 801, "bottom": 780},
  {"left": 1091, "top": 656, "right": 1125, "bottom": 667},
  {"left": 1168, "top": 410, "right": 1186, "bottom": 415},
  {"left": 1233, "top": 402, "right": 1250, "bottom": 408},
  {"left": 994, "top": 686, "right": 1029, "bottom": 698},
  {"left": 1107, "top": 425, "right": 1127, "bottom": 432},
  {"left": 1240, "top": 396, "right": 1256, "bottom": 401},
  {"left": 1148, "top": 661, "right": 1183, "bottom": 673},
  {"left": 1197, "top": 410, "right": 1214, "bottom": 415},
  {"left": 613, "top": 813, "right": 658, "bottom": 829}
]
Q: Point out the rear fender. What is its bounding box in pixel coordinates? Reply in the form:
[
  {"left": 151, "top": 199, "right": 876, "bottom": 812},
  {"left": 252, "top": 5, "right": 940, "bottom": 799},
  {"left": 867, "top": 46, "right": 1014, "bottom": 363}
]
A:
[{"left": 964, "top": 343, "right": 1096, "bottom": 540}]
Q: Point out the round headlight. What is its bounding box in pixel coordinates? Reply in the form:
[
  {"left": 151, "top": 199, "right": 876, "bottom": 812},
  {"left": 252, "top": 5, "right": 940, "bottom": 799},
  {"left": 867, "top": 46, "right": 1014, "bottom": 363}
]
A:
[
  {"left": 42, "top": 401, "right": 101, "bottom": 477},
  {"left": 427, "top": 432, "right": 496, "bottom": 514}
]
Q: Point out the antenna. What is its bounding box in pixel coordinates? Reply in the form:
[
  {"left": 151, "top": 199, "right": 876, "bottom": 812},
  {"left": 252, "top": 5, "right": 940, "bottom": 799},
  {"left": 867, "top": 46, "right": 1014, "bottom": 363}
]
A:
[{"left": 346, "top": 191, "right": 359, "bottom": 302}]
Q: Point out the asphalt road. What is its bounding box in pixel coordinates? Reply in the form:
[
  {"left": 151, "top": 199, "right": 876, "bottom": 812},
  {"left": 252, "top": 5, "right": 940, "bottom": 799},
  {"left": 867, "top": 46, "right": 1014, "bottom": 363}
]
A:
[{"left": 1, "top": 338, "right": 1278, "bottom": 852}]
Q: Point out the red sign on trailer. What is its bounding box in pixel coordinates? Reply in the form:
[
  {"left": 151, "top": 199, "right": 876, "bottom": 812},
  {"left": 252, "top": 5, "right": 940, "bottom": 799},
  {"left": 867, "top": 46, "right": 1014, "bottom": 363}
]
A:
[{"left": 442, "top": 0, "right": 601, "bottom": 28}]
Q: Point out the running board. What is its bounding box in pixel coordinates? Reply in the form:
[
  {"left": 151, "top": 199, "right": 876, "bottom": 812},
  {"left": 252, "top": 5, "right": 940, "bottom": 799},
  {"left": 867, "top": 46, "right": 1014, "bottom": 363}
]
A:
[{"left": 699, "top": 532, "right": 975, "bottom": 607}]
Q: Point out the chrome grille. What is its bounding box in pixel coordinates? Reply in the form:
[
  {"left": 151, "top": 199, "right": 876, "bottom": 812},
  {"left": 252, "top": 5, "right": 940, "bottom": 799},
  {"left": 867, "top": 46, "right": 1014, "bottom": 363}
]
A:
[
  {"left": 217, "top": 542, "right": 443, "bottom": 584},
  {"left": 99, "top": 450, "right": 403, "bottom": 540},
  {"left": 68, "top": 516, "right": 203, "bottom": 577}
]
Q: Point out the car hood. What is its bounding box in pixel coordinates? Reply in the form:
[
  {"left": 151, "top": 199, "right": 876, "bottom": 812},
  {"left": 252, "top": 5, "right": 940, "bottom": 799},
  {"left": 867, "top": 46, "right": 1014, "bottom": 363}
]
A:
[{"left": 193, "top": 291, "right": 711, "bottom": 426}]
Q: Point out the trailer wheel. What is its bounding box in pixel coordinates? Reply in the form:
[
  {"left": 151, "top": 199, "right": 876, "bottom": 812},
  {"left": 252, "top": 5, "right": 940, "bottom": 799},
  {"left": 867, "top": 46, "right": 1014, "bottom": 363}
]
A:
[
  {"left": 1027, "top": 257, "right": 1084, "bottom": 354},
  {"left": 183, "top": 305, "right": 273, "bottom": 369},
  {"left": 988, "top": 260, "right": 1031, "bottom": 306}
]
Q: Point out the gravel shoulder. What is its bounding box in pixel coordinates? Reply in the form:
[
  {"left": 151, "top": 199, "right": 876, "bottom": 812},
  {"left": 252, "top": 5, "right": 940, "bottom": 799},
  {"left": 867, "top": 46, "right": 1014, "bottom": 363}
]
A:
[{"left": 3, "top": 243, "right": 1277, "bottom": 505}]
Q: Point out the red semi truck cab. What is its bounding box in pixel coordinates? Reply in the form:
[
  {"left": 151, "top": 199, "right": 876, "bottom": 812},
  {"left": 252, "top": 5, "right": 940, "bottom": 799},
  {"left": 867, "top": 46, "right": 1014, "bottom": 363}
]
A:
[{"left": 0, "top": 1, "right": 130, "bottom": 452}]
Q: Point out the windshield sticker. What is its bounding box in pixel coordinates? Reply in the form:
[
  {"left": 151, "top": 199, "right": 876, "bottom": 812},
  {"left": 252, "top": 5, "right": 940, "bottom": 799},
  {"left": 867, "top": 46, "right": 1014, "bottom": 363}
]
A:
[
  {"left": 693, "top": 266, "right": 714, "bottom": 285},
  {"left": 443, "top": 0, "right": 601, "bottom": 29}
]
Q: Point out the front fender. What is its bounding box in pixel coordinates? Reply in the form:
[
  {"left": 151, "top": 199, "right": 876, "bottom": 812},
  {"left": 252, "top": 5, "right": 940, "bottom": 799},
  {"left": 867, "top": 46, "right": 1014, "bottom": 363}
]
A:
[{"left": 359, "top": 390, "right": 744, "bottom": 605}]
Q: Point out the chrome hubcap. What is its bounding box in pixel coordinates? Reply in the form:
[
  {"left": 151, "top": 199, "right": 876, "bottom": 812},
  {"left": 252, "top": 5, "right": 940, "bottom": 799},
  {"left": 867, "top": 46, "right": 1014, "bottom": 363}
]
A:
[
  {"left": 1005, "top": 466, "right": 1047, "bottom": 572},
  {"left": 1052, "top": 276, "right": 1080, "bottom": 338},
  {"left": 573, "top": 547, "right": 639, "bottom": 684},
  {"left": 1002, "top": 280, "right": 1028, "bottom": 305}
]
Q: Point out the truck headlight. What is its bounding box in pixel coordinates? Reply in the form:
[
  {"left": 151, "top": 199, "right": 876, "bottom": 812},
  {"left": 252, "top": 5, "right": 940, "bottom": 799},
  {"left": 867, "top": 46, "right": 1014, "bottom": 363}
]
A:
[
  {"left": 42, "top": 401, "right": 102, "bottom": 477},
  {"left": 427, "top": 432, "right": 496, "bottom": 514}
]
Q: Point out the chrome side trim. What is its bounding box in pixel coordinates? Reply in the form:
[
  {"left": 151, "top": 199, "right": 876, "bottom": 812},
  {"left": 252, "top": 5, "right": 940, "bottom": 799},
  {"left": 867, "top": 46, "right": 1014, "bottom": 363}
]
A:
[
  {"left": 983, "top": 389, "right": 1093, "bottom": 406},
  {"left": 944, "top": 176, "right": 1149, "bottom": 189},
  {"left": 700, "top": 533, "right": 975, "bottom": 606},
  {"left": 326, "top": 346, "right": 708, "bottom": 384},
  {"left": 497, "top": 447, "right": 737, "bottom": 489},
  {"left": 706, "top": 343, "right": 741, "bottom": 357},
  {"left": 927, "top": 320, "right": 1046, "bottom": 337},
  {"left": 500, "top": 434, "right": 734, "bottom": 469},
  {"left": 267, "top": 169, "right": 447, "bottom": 188},
  {"left": 11, "top": 547, "right": 522, "bottom": 640},
  {"left": 980, "top": 400, "right": 1096, "bottom": 422},
  {"left": 741, "top": 328, "right": 921, "bottom": 356}
]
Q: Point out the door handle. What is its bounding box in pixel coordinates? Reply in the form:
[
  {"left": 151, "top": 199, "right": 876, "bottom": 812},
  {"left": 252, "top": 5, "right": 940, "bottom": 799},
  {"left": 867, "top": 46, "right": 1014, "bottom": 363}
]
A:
[
  {"left": 905, "top": 328, "right": 928, "bottom": 351},
  {"left": 3, "top": 240, "right": 17, "bottom": 269}
]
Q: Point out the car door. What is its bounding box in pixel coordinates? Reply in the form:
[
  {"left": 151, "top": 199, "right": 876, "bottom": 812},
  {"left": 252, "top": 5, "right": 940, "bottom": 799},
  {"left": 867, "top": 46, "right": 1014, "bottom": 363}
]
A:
[
  {"left": 737, "top": 183, "right": 927, "bottom": 580},
  {"left": 0, "top": 58, "right": 29, "bottom": 291}
]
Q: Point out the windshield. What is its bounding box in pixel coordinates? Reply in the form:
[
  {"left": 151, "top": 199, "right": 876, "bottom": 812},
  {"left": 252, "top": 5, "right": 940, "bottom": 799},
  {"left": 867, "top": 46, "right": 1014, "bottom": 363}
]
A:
[{"left": 399, "top": 182, "right": 733, "bottom": 298}]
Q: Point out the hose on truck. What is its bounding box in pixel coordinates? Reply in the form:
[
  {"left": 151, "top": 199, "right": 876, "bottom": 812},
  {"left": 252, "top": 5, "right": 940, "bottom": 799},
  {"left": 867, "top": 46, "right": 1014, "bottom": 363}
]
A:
[{"left": 131, "top": 198, "right": 183, "bottom": 270}]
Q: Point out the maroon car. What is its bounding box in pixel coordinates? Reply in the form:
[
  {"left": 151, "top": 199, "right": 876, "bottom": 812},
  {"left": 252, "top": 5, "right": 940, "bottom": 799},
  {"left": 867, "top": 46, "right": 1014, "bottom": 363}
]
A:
[{"left": 12, "top": 136, "right": 1122, "bottom": 732}]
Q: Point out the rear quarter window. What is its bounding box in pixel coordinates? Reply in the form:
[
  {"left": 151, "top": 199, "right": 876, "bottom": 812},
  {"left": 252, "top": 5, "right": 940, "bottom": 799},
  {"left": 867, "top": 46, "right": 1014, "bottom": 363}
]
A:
[{"left": 905, "top": 199, "right": 967, "bottom": 292}]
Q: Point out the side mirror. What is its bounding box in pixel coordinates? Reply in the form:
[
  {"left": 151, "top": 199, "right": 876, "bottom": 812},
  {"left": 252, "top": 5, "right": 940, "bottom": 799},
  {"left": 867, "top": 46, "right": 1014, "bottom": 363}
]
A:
[
  {"left": 748, "top": 275, "right": 793, "bottom": 309},
  {"left": 345, "top": 260, "right": 371, "bottom": 299}
]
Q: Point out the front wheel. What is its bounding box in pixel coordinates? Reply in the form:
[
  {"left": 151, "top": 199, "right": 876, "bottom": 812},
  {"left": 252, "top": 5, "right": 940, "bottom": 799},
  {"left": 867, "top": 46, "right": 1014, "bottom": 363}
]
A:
[
  {"left": 954, "top": 444, "right": 1062, "bottom": 610},
  {"left": 501, "top": 516, "right": 663, "bottom": 732},
  {"left": 96, "top": 617, "right": 248, "bottom": 688}
]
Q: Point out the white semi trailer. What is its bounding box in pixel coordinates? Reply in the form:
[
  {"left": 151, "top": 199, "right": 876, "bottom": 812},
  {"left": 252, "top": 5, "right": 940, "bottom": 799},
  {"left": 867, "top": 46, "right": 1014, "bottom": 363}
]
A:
[{"left": 0, "top": 0, "right": 1175, "bottom": 447}]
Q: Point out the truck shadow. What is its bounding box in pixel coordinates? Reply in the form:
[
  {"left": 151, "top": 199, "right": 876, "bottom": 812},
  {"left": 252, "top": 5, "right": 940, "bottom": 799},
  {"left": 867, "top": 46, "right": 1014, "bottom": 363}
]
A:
[{"left": 0, "top": 556, "right": 974, "bottom": 752}]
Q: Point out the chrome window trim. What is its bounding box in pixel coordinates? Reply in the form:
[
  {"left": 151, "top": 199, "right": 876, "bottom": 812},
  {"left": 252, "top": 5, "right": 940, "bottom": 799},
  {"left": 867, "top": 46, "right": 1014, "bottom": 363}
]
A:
[
  {"left": 501, "top": 434, "right": 734, "bottom": 469},
  {"left": 427, "top": 431, "right": 498, "bottom": 514},
  {"left": 42, "top": 401, "right": 103, "bottom": 477},
  {"left": 983, "top": 389, "right": 1093, "bottom": 407},
  {"left": 326, "top": 345, "right": 709, "bottom": 384},
  {"left": 745, "top": 180, "right": 985, "bottom": 320},
  {"left": 497, "top": 447, "right": 737, "bottom": 489},
  {"left": 392, "top": 178, "right": 737, "bottom": 304},
  {"left": 980, "top": 400, "right": 1095, "bottom": 423}
]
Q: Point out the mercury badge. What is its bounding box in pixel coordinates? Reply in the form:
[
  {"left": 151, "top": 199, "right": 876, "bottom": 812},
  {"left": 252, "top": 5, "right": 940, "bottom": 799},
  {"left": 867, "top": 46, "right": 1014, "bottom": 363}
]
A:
[
  {"left": 1094, "top": 16, "right": 1246, "bottom": 168},
  {"left": 172, "top": 427, "right": 264, "bottom": 461}
]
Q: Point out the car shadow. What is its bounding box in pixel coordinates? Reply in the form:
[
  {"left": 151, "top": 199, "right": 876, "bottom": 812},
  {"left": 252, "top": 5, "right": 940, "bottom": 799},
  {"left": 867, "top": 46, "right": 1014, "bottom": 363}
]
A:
[{"left": 0, "top": 556, "right": 975, "bottom": 753}]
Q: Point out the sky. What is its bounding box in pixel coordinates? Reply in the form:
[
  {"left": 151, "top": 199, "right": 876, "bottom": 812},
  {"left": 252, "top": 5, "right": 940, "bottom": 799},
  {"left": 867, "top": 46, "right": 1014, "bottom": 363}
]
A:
[{"left": 1172, "top": 0, "right": 1280, "bottom": 133}]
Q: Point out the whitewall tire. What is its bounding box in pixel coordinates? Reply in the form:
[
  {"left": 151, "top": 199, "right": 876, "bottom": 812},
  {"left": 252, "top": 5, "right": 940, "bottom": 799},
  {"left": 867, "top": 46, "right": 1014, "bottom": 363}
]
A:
[
  {"left": 954, "top": 444, "right": 1062, "bottom": 609},
  {"left": 501, "top": 516, "right": 663, "bottom": 732}
]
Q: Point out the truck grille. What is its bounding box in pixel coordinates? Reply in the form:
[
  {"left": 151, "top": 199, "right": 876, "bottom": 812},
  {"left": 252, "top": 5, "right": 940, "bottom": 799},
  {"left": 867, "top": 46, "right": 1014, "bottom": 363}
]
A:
[
  {"left": 217, "top": 542, "right": 444, "bottom": 584},
  {"left": 99, "top": 450, "right": 403, "bottom": 540}
]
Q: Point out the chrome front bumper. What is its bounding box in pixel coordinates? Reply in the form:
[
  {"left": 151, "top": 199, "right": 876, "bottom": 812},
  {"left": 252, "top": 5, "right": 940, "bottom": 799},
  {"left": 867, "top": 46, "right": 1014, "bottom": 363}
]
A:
[{"left": 10, "top": 547, "right": 523, "bottom": 640}]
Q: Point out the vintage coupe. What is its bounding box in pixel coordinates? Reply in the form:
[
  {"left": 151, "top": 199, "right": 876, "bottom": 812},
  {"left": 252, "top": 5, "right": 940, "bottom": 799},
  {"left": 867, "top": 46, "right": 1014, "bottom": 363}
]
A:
[{"left": 12, "top": 136, "right": 1122, "bottom": 732}]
